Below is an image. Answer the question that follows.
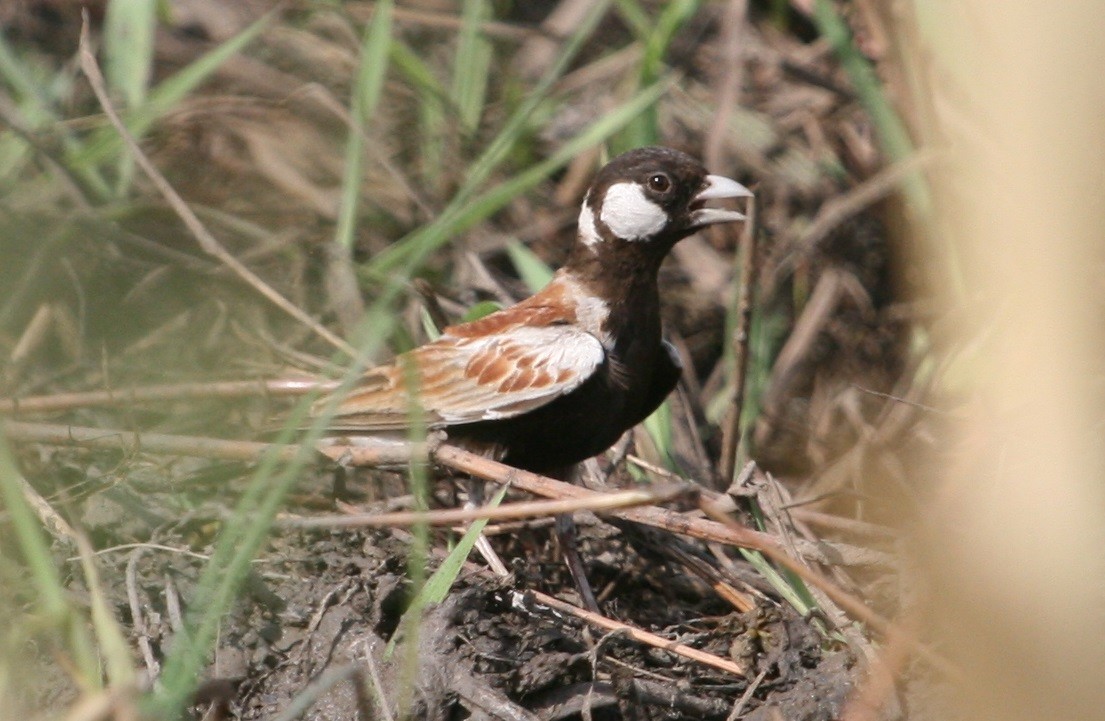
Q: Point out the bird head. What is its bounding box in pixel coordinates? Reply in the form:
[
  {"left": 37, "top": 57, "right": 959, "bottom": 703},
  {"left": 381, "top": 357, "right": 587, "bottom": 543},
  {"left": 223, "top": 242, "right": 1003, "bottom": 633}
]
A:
[{"left": 576, "top": 146, "right": 751, "bottom": 254}]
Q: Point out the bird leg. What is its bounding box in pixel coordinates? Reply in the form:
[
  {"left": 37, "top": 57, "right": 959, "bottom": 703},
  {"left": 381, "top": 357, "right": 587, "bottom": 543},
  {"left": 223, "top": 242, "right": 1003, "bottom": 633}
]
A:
[
  {"left": 555, "top": 511, "right": 600, "bottom": 612},
  {"left": 545, "top": 464, "right": 601, "bottom": 612},
  {"left": 468, "top": 468, "right": 598, "bottom": 609}
]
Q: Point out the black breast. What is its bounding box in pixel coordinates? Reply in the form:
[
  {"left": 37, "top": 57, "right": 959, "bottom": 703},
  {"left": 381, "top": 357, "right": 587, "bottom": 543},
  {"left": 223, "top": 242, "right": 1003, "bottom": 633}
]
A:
[{"left": 452, "top": 346, "right": 665, "bottom": 474}]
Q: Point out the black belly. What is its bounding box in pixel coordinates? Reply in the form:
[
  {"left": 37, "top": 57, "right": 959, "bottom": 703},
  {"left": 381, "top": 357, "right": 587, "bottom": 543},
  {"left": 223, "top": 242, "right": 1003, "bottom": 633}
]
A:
[{"left": 452, "top": 354, "right": 675, "bottom": 474}]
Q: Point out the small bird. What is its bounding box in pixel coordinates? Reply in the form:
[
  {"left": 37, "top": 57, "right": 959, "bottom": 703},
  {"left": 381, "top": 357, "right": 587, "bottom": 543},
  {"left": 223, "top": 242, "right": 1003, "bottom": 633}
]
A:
[{"left": 316, "top": 146, "right": 751, "bottom": 606}]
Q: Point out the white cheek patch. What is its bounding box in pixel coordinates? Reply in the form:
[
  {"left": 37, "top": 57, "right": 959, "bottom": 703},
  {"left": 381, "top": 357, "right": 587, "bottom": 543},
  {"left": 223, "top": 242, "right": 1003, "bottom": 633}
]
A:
[
  {"left": 578, "top": 202, "right": 601, "bottom": 248},
  {"left": 600, "top": 182, "right": 668, "bottom": 241}
]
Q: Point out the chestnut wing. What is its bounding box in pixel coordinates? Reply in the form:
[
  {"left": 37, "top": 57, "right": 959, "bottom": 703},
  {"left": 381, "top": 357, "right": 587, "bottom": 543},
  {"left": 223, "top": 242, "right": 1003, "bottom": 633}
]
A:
[{"left": 315, "top": 324, "right": 605, "bottom": 431}]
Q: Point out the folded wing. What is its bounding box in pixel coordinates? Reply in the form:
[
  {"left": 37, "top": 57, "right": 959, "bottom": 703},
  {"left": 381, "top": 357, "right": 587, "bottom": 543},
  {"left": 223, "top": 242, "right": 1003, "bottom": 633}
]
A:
[{"left": 315, "top": 324, "right": 605, "bottom": 431}]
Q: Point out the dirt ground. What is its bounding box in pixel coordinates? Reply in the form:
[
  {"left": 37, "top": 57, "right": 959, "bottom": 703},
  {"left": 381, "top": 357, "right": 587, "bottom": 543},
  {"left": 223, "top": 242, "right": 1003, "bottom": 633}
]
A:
[
  {"left": 36, "top": 453, "right": 861, "bottom": 720},
  {"left": 0, "top": 1, "right": 932, "bottom": 719}
]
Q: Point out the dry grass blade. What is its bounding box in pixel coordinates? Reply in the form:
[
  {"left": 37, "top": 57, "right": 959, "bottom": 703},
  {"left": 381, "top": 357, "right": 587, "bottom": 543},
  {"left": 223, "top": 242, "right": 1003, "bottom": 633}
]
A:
[
  {"left": 704, "top": 0, "right": 749, "bottom": 169},
  {"left": 719, "top": 197, "right": 759, "bottom": 482},
  {"left": 520, "top": 590, "right": 745, "bottom": 677},
  {"left": 0, "top": 378, "right": 334, "bottom": 414},
  {"left": 0, "top": 419, "right": 433, "bottom": 466},
  {"left": 286, "top": 484, "right": 693, "bottom": 529},
  {"left": 12, "top": 468, "right": 78, "bottom": 547},
  {"left": 58, "top": 684, "right": 140, "bottom": 721}
]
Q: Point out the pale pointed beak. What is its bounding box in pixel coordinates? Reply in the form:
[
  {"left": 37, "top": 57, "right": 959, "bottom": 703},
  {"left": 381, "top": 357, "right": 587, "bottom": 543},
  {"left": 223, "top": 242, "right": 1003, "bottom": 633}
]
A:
[{"left": 689, "top": 174, "right": 753, "bottom": 227}]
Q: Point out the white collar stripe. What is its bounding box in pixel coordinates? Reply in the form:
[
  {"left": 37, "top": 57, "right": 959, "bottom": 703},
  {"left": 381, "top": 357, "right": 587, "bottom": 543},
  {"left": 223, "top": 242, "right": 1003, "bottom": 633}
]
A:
[{"left": 578, "top": 202, "right": 601, "bottom": 247}]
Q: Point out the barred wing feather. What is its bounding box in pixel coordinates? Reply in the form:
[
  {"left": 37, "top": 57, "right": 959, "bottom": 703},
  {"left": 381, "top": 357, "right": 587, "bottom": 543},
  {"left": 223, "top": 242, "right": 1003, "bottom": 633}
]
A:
[{"left": 316, "top": 324, "right": 604, "bottom": 431}]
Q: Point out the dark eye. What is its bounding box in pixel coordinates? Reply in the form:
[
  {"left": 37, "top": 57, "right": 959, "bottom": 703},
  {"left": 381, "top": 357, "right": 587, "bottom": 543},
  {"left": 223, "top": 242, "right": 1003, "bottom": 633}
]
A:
[{"left": 647, "top": 173, "right": 671, "bottom": 193}]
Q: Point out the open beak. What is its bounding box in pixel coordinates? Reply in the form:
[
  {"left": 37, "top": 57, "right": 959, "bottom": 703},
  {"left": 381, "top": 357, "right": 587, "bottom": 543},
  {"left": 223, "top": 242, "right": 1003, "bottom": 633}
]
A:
[{"left": 689, "top": 174, "right": 753, "bottom": 227}]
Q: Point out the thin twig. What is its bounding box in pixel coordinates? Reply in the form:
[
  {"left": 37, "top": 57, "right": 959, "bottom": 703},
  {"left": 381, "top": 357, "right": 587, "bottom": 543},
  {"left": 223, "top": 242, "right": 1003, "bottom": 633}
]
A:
[
  {"left": 286, "top": 484, "right": 692, "bottom": 529},
  {"left": 789, "top": 508, "right": 897, "bottom": 540},
  {"left": 756, "top": 267, "right": 850, "bottom": 423},
  {"left": 719, "top": 197, "right": 759, "bottom": 482},
  {"left": 76, "top": 14, "right": 357, "bottom": 358},
  {"left": 725, "top": 668, "right": 768, "bottom": 721},
  {"left": 14, "top": 470, "right": 78, "bottom": 547},
  {"left": 361, "top": 652, "right": 394, "bottom": 721},
  {"left": 0, "top": 419, "right": 430, "bottom": 466},
  {"left": 704, "top": 0, "right": 749, "bottom": 170},
  {"left": 126, "top": 550, "right": 161, "bottom": 680},
  {"left": 520, "top": 589, "right": 746, "bottom": 678},
  {"left": 266, "top": 663, "right": 359, "bottom": 721},
  {"left": 0, "top": 378, "right": 334, "bottom": 415},
  {"left": 70, "top": 542, "right": 213, "bottom": 562},
  {"left": 164, "top": 574, "right": 185, "bottom": 636},
  {"left": 433, "top": 444, "right": 779, "bottom": 554},
  {"left": 8, "top": 304, "right": 54, "bottom": 382}
]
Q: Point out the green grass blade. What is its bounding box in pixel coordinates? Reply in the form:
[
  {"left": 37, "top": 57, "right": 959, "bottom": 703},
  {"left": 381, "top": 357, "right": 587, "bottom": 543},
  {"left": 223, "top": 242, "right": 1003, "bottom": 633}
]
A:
[
  {"left": 809, "top": 0, "right": 963, "bottom": 301},
  {"left": 617, "top": 0, "right": 701, "bottom": 151},
  {"left": 457, "top": 0, "right": 611, "bottom": 207},
  {"left": 424, "top": 485, "right": 507, "bottom": 606},
  {"left": 451, "top": 0, "right": 493, "bottom": 133},
  {"left": 0, "top": 440, "right": 101, "bottom": 684},
  {"left": 76, "top": 537, "right": 136, "bottom": 687},
  {"left": 506, "top": 240, "right": 554, "bottom": 292},
  {"left": 0, "top": 30, "right": 49, "bottom": 181},
  {"left": 739, "top": 501, "right": 822, "bottom": 631},
  {"left": 389, "top": 42, "right": 447, "bottom": 102},
  {"left": 74, "top": 12, "right": 271, "bottom": 169},
  {"left": 810, "top": 0, "right": 927, "bottom": 214},
  {"left": 643, "top": 0, "right": 701, "bottom": 81},
  {"left": 420, "top": 306, "right": 442, "bottom": 339},
  {"left": 149, "top": 441, "right": 319, "bottom": 715},
  {"left": 388, "top": 360, "right": 435, "bottom": 716},
  {"left": 103, "top": 0, "right": 159, "bottom": 193},
  {"left": 356, "top": 2, "right": 392, "bottom": 115},
  {"left": 612, "top": 0, "right": 651, "bottom": 38},
  {"left": 148, "top": 375, "right": 375, "bottom": 714},
  {"left": 389, "top": 40, "right": 448, "bottom": 191},
  {"left": 103, "top": 0, "right": 157, "bottom": 110},
  {"left": 386, "top": 484, "right": 508, "bottom": 661},
  {"left": 0, "top": 30, "right": 110, "bottom": 196},
  {"left": 152, "top": 289, "right": 412, "bottom": 716},
  {"left": 140, "top": 13, "right": 268, "bottom": 127},
  {"left": 367, "top": 73, "right": 673, "bottom": 278},
  {"left": 0, "top": 29, "right": 54, "bottom": 112},
  {"left": 461, "top": 300, "right": 502, "bottom": 321},
  {"left": 335, "top": 0, "right": 393, "bottom": 251},
  {"left": 642, "top": 399, "right": 676, "bottom": 469},
  {"left": 739, "top": 547, "right": 816, "bottom": 616}
]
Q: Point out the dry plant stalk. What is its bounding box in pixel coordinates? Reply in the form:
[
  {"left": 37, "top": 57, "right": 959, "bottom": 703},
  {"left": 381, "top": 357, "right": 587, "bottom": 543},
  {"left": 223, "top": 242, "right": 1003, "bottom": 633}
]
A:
[{"left": 719, "top": 198, "right": 759, "bottom": 482}]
